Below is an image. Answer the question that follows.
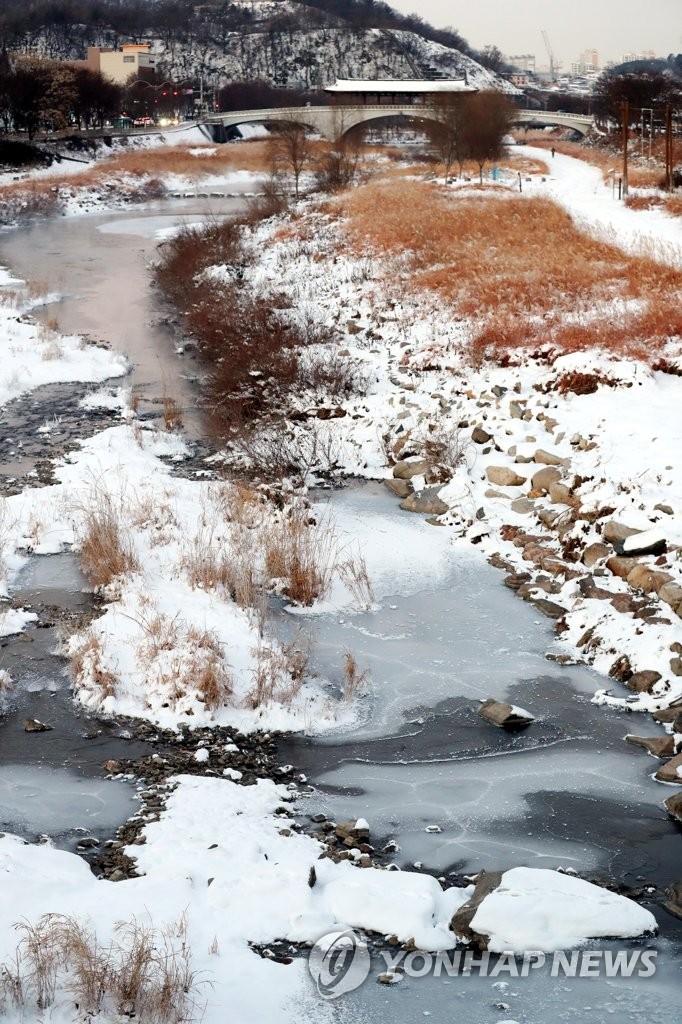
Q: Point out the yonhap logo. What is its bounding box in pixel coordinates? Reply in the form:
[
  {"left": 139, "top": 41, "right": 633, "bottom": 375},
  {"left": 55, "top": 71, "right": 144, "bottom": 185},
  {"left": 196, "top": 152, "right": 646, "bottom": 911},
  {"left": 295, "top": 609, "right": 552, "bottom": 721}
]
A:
[
  {"left": 308, "top": 929, "right": 371, "bottom": 999},
  {"left": 307, "top": 932, "right": 658, "bottom": 999}
]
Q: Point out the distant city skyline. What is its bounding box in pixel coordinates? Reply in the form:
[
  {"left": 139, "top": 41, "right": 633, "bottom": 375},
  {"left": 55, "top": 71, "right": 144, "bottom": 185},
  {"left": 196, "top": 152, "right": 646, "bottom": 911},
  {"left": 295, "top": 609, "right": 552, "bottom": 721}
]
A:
[{"left": 388, "top": 0, "right": 680, "bottom": 68}]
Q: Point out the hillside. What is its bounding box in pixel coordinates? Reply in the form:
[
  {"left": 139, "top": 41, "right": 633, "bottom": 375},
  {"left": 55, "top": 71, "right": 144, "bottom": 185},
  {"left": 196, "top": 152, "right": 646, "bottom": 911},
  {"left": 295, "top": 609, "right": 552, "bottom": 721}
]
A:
[{"left": 0, "top": 0, "right": 519, "bottom": 95}]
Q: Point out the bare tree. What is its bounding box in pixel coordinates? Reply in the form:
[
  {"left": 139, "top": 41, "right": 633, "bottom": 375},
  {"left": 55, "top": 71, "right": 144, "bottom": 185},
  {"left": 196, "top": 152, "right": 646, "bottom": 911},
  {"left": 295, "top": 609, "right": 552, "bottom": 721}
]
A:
[
  {"left": 478, "top": 45, "right": 506, "bottom": 73},
  {"left": 315, "top": 111, "right": 362, "bottom": 192},
  {"left": 272, "top": 116, "right": 314, "bottom": 199},
  {"left": 461, "top": 91, "right": 513, "bottom": 184},
  {"left": 428, "top": 93, "right": 469, "bottom": 182}
]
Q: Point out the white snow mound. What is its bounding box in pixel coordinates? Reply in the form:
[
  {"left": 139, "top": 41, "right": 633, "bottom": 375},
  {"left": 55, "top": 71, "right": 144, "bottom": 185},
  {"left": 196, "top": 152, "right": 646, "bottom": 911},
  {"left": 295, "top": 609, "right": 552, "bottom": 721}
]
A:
[{"left": 471, "top": 867, "right": 657, "bottom": 952}]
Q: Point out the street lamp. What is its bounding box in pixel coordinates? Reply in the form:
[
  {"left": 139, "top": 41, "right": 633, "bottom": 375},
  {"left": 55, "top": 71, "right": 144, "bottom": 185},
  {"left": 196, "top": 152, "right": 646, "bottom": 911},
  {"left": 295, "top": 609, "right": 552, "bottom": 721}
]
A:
[{"left": 122, "top": 78, "right": 196, "bottom": 124}]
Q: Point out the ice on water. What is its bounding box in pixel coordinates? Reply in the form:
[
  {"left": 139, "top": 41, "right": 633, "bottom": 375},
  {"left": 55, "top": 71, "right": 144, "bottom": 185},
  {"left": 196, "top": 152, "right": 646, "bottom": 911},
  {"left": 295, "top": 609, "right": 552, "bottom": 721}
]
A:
[{"left": 0, "top": 765, "right": 137, "bottom": 845}]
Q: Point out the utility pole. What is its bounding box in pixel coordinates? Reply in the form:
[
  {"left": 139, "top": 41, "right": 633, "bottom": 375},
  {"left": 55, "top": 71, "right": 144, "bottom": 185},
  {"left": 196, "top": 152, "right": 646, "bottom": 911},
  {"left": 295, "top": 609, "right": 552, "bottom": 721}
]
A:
[
  {"left": 621, "top": 99, "right": 629, "bottom": 198},
  {"left": 665, "top": 104, "right": 673, "bottom": 191}
]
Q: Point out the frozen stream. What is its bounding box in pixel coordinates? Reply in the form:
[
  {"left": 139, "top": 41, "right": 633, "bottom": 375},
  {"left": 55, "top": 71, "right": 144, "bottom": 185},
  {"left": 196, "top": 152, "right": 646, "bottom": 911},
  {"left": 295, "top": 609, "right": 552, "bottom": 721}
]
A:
[
  {"left": 0, "top": 196, "right": 680, "bottom": 1020},
  {"left": 280, "top": 483, "right": 682, "bottom": 935}
]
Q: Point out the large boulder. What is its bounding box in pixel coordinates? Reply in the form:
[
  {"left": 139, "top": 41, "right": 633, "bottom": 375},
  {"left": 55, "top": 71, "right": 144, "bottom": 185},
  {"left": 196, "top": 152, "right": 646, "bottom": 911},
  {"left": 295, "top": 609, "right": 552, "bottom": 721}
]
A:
[
  {"left": 24, "top": 719, "right": 53, "bottom": 732},
  {"left": 472, "top": 425, "right": 492, "bottom": 444},
  {"left": 534, "top": 449, "right": 570, "bottom": 467},
  {"left": 582, "top": 542, "right": 610, "bottom": 568},
  {"left": 486, "top": 466, "right": 527, "bottom": 488},
  {"left": 626, "top": 565, "right": 672, "bottom": 594},
  {"left": 606, "top": 556, "right": 641, "bottom": 580},
  {"left": 400, "top": 488, "right": 448, "bottom": 515},
  {"left": 450, "top": 870, "right": 503, "bottom": 950},
  {"left": 626, "top": 735, "right": 675, "bottom": 757},
  {"left": 393, "top": 458, "right": 432, "bottom": 480},
  {"left": 548, "top": 480, "right": 574, "bottom": 505},
  {"left": 665, "top": 791, "right": 682, "bottom": 822},
  {"left": 663, "top": 881, "right": 682, "bottom": 920},
  {"left": 384, "top": 478, "right": 412, "bottom": 498},
  {"left": 531, "top": 465, "right": 562, "bottom": 493},
  {"left": 626, "top": 670, "right": 662, "bottom": 693},
  {"left": 478, "top": 699, "right": 534, "bottom": 730},
  {"left": 655, "top": 753, "right": 682, "bottom": 784},
  {"left": 464, "top": 867, "right": 657, "bottom": 952},
  {"left": 659, "top": 581, "right": 682, "bottom": 610},
  {"left": 602, "top": 521, "right": 641, "bottom": 545},
  {"left": 620, "top": 528, "right": 667, "bottom": 557},
  {"left": 532, "top": 597, "right": 567, "bottom": 619}
]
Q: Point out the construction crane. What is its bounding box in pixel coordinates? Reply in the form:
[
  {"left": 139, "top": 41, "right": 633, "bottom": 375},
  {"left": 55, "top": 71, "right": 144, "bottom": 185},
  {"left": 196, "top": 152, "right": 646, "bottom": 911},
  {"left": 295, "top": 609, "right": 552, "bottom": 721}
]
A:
[{"left": 542, "top": 29, "right": 556, "bottom": 80}]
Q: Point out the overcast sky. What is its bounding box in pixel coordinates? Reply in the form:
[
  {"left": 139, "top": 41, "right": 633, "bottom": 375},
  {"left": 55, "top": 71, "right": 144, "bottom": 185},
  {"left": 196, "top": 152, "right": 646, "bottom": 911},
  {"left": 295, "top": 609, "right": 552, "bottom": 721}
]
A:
[{"left": 388, "top": 0, "right": 681, "bottom": 67}]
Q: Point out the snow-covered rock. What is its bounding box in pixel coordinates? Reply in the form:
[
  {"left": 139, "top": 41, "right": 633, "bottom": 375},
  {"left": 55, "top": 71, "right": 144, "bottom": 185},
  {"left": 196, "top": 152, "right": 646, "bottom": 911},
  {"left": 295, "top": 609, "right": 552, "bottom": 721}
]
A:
[{"left": 469, "top": 867, "right": 657, "bottom": 952}]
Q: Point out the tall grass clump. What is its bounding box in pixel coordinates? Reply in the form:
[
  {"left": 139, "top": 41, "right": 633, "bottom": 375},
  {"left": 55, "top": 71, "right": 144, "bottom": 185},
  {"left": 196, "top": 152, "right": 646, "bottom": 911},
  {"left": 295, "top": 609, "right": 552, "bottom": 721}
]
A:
[
  {"left": 264, "top": 507, "right": 338, "bottom": 606},
  {"left": 0, "top": 913, "right": 207, "bottom": 1023},
  {"left": 78, "top": 490, "right": 139, "bottom": 590}
]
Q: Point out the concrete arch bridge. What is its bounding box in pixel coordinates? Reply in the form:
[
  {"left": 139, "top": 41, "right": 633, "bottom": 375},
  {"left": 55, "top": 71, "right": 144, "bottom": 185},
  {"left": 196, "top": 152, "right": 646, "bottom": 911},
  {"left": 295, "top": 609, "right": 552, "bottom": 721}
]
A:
[{"left": 202, "top": 106, "right": 594, "bottom": 142}]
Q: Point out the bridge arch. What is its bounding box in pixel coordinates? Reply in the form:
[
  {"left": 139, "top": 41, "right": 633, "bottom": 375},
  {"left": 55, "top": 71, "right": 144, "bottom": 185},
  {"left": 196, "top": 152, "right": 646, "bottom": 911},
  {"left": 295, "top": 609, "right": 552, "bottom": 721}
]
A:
[{"left": 510, "top": 110, "right": 593, "bottom": 136}]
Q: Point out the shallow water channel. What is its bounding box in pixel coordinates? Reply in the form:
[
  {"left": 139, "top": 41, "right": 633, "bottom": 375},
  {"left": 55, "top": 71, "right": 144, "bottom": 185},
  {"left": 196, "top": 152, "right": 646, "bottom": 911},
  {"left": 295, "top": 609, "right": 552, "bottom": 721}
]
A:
[{"left": 1, "top": 197, "right": 680, "bottom": 1020}]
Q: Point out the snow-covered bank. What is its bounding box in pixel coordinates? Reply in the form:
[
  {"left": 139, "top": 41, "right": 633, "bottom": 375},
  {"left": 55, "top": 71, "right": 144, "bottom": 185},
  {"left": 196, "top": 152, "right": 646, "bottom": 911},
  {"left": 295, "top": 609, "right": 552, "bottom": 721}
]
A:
[
  {"left": 2, "top": 414, "right": 370, "bottom": 732},
  {"left": 0, "top": 774, "right": 658, "bottom": 1021},
  {"left": 0, "top": 139, "right": 266, "bottom": 227},
  {"left": 518, "top": 145, "right": 682, "bottom": 262},
  {"left": 216, "top": 169, "right": 682, "bottom": 720},
  {"left": 0, "top": 267, "right": 128, "bottom": 407}
]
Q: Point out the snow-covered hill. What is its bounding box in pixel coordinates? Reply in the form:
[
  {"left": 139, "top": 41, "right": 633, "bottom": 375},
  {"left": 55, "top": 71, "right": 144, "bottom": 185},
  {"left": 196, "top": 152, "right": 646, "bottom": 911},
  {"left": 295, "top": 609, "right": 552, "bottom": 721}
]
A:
[{"left": 7, "top": 0, "right": 519, "bottom": 95}]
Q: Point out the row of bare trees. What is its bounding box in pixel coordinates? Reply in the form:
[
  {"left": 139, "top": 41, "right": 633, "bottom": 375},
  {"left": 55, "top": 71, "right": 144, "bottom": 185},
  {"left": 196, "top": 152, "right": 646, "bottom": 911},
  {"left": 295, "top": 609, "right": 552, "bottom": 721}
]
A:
[
  {"left": 428, "top": 92, "right": 514, "bottom": 183},
  {"left": 0, "top": 54, "right": 202, "bottom": 139}
]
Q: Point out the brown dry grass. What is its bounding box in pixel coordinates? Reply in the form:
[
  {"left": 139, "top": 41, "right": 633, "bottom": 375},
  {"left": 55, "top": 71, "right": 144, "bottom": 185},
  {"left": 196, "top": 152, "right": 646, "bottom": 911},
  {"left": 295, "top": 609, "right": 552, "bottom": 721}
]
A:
[
  {"left": 343, "top": 650, "right": 369, "bottom": 701},
  {"left": 344, "top": 178, "right": 682, "bottom": 361},
  {"left": 184, "top": 627, "right": 234, "bottom": 710},
  {"left": 68, "top": 627, "right": 118, "bottom": 701},
  {"left": 626, "top": 192, "right": 682, "bottom": 218},
  {"left": 132, "top": 611, "right": 234, "bottom": 711},
  {"left": 79, "top": 498, "right": 140, "bottom": 589},
  {"left": 181, "top": 528, "right": 259, "bottom": 610},
  {"left": 246, "top": 631, "right": 312, "bottom": 708},
  {"left": 0, "top": 138, "right": 340, "bottom": 214},
  {"left": 337, "top": 554, "right": 375, "bottom": 609},
  {"left": 161, "top": 391, "right": 183, "bottom": 431},
  {"left": 1, "top": 913, "right": 206, "bottom": 1022},
  {"left": 264, "top": 508, "right": 338, "bottom": 606}
]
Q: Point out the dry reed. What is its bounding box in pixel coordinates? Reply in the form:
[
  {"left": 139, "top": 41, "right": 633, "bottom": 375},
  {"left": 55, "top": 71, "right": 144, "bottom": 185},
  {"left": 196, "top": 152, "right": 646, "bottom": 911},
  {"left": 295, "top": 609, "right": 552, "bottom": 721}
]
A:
[
  {"left": 343, "top": 650, "right": 369, "bottom": 701},
  {"left": 345, "top": 178, "right": 682, "bottom": 361},
  {"left": 78, "top": 492, "right": 140, "bottom": 589},
  {"left": 0, "top": 912, "right": 207, "bottom": 1023}
]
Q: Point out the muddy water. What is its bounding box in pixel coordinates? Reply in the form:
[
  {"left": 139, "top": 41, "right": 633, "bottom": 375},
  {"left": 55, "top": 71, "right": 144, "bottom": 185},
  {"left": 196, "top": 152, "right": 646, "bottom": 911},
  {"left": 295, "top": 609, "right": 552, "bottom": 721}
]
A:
[
  {"left": 0, "top": 195, "right": 251, "bottom": 438},
  {"left": 0, "top": 196, "right": 253, "bottom": 847}
]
